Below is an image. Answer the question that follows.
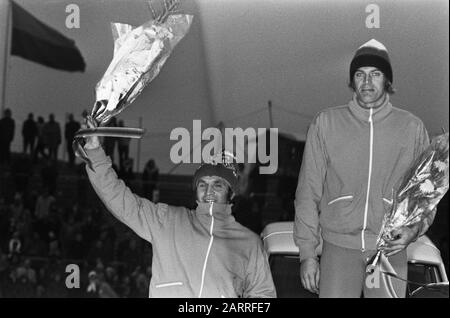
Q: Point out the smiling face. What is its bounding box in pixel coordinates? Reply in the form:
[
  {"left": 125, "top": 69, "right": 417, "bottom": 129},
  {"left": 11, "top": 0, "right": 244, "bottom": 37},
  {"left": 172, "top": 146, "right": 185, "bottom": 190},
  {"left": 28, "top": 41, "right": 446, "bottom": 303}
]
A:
[
  {"left": 353, "top": 66, "right": 387, "bottom": 109},
  {"left": 196, "top": 176, "right": 232, "bottom": 204}
]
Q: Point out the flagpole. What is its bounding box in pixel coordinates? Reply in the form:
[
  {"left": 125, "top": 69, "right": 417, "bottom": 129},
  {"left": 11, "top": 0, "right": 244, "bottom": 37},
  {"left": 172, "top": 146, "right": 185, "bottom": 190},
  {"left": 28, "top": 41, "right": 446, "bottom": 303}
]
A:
[{"left": 0, "top": 0, "right": 12, "bottom": 114}]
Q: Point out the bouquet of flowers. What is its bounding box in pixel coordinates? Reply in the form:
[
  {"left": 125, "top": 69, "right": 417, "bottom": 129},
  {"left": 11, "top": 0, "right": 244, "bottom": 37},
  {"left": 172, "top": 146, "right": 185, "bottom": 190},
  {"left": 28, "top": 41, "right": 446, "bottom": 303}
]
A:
[
  {"left": 74, "top": 0, "right": 193, "bottom": 167},
  {"left": 90, "top": 0, "right": 193, "bottom": 125},
  {"left": 368, "top": 132, "right": 449, "bottom": 272}
]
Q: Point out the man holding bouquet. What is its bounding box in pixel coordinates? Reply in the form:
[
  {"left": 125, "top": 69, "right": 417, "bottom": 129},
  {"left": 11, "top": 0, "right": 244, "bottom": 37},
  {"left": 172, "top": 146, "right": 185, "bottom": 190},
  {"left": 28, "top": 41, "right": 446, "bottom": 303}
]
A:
[
  {"left": 81, "top": 119, "right": 276, "bottom": 298},
  {"left": 293, "top": 39, "right": 436, "bottom": 297}
]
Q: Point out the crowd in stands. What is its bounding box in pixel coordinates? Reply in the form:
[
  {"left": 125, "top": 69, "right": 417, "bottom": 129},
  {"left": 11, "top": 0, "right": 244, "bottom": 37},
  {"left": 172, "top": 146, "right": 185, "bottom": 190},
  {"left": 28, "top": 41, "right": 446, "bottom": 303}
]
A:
[
  {"left": 0, "top": 109, "right": 159, "bottom": 298},
  {"left": 0, "top": 108, "right": 136, "bottom": 174},
  {"left": 0, "top": 186, "right": 155, "bottom": 298}
]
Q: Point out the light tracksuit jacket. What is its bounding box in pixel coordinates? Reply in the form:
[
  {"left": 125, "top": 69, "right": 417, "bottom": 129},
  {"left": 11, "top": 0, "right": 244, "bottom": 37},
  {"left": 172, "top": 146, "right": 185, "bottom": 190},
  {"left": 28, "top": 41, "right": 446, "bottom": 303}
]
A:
[
  {"left": 294, "top": 95, "right": 436, "bottom": 261},
  {"left": 85, "top": 147, "right": 276, "bottom": 298}
]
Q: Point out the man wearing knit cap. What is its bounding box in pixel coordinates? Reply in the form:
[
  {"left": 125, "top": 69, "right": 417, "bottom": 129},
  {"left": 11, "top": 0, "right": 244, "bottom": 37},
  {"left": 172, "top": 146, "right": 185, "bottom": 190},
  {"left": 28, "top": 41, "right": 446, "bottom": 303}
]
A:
[
  {"left": 81, "top": 124, "right": 276, "bottom": 298},
  {"left": 294, "top": 39, "right": 435, "bottom": 297}
]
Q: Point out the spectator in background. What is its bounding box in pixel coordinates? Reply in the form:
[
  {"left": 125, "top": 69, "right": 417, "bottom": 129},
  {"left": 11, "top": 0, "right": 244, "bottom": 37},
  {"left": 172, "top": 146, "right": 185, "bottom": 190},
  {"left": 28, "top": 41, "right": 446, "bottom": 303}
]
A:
[
  {"left": 65, "top": 113, "right": 81, "bottom": 167},
  {"left": 87, "top": 240, "right": 107, "bottom": 265},
  {"left": 48, "top": 231, "right": 61, "bottom": 258},
  {"left": 81, "top": 109, "right": 89, "bottom": 125},
  {"left": 132, "top": 267, "right": 150, "bottom": 298},
  {"left": 0, "top": 197, "right": 10, "bottom": 244},
  {"left": 119, "top": 157, "right": 134, "bottom": 182},
  {"left": 86, "top": 270, "right": 100, "bottom": 298},
  {"left": 23, "top": 190, "right": 38, "bottom": 218},
  {"left": 12, "top": 267, "right": 35, "bottom": 298},
  {"left": 103, "top": 117, "right": 118, "bottom": 164},
  {"left": 41, "top": 160, "right": 59, "bottom": 195},
  {"left": 99, "top": 229, "right": 115, "bottom": 263},
  {"left": 10, "top": 192, "right": 25, "bottom": 221},
  {"left": 60, "top": 211, "right": 81, "bottom": 255},
  {"left": 35, "top": 188, "right": 55, "bottom": 223},
  {"left": 36, "top": 285, "right": 46, "bottom": 298},
  {"left": 94, "top": 258, "right": 105, "bottom": 274},
  {"left": 36, "top": 261, "right": 49, "bottom": 286},
  {"left": 8, "top": 231, "right": 22, "bottom": 258},
  {"left": 118, "top": 275, "right": 132, "bottom": 298},
  {"left": 105, "top": 266, "right": 120, "bottom": 292},
  {"left": 142, "top": 159, "right": 159, "bottom": 200},
  {"left": 86, "top": 270, "right": 119, "bottom": 298},
  {"left": 26, "top": 231, "right": 48, "bottom": 256},
  {"left": 66, "top": 232, "right": 86, "bottom": 260},
  {"left": 76, "top": 162, "right": 89, "bottom": 207},
  {"left": 8, "top": 193, "right": 31, "bottom": 242},
  {"left": 81, "top": 210, "right": 98, "bottom": 244},
  {"left": 46, "top": 205, "right": 63, "bottom": 238},
  {"left": 11, "top": 154, "right": 33, "bottom": 195},
  {"left": 46, "top": 272, "right": 68, "bottom": 298},
  {"left": 42, "top": 113, "right": 61, "bottom": 162},
  {"left": 33, "top": 116, "right": 47, "bottom": 163},
  {"left": 117, "top": 238, "right": 141, "bottom": 272},
  {"left": 22, "top": 113, "right": 38, "bottom": 156},
  {"left": 141, "top": 242, "right": 154, "bottom": 269},
  {"left": 64, "top": 114, "right": 81, "bottom": 167},
  {"left": 20, "top": 258, "right": 37, "bottom": 285},
  {"left": 0, "top": 252, "right": 9, "bottom": 296},
  {"left": 0, "top": 108, "right": 15, "bottom": 165},
  {"left": 117, "top": 119, "right": 131, "bottom": 170}
]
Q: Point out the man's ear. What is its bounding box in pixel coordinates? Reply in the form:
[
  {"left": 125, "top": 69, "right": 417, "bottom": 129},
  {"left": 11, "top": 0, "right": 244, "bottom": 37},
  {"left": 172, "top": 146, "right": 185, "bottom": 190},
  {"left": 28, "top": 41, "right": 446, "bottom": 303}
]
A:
[{"left": 228, "top": 189, "right": 235, "bottom": 203}]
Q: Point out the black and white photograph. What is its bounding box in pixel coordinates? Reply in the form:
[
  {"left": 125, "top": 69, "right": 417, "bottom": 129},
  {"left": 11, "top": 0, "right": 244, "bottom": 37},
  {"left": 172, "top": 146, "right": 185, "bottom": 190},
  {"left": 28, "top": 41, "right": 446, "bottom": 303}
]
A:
[{"left": 0, "top": 0, "right": 448, "bottom": 302}]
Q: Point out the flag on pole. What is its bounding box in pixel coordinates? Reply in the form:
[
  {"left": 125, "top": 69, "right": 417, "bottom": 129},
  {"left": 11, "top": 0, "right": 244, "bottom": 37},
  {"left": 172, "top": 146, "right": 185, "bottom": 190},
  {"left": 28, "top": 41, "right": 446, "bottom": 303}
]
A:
[{"left": 10, "top": 0, "right": 85, "bottom": 72}]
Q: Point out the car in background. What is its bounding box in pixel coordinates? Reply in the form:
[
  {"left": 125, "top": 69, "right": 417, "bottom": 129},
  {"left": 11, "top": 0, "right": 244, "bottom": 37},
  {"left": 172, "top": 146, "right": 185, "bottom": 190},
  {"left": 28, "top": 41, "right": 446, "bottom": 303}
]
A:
[{"left": 261, "top": 222, "right": 449, "bottom": 298}]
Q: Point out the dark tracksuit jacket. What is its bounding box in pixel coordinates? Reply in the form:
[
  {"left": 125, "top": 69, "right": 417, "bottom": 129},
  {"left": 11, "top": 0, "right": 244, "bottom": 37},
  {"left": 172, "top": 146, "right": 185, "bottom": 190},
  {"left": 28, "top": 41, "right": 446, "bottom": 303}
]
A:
[
  {"left": 85, "top": 147, "right": 276, "bottom": 298},
  {"left": 294, "top": 95, "right": 436, "bottom": 261}
]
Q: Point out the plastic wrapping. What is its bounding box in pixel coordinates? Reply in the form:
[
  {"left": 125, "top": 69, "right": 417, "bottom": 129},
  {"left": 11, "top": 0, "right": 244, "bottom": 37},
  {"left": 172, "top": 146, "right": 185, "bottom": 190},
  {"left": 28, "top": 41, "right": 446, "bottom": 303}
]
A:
[
  {"left": 377, "top": 132, "right": 449, "bottom": 248},
  {"left": 367, "top": 133, "right": 449, "bottom": 276},
  {"left": 73, "top": 4, "right": 193, "bottom": 169},
  {"left": 91, "top": 13, "right": 193, "bottom": 125}
]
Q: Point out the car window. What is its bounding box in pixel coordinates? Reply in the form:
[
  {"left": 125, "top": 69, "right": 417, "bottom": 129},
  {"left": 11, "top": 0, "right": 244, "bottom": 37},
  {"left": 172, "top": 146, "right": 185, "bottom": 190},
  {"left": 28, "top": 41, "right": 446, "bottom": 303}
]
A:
[{"left": 406, "top": 262, "right": 442, "bottom": 297}]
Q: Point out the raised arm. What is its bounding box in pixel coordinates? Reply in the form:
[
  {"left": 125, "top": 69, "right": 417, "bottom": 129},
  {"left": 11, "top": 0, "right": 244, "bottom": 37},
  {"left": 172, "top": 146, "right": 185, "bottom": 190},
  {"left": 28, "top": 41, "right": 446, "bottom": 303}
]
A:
[{"left": 83, "top": 119, "right": 168, "bottom": 243}]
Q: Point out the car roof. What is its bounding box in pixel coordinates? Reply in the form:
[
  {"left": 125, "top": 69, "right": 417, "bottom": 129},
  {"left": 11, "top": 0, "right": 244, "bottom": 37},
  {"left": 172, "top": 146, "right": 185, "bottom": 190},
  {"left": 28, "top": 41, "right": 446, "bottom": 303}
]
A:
[
  {"left": 262, "top": 222, "right": 299, "bottom": 255},
  {"left": 261, "top": 221, "right": 444, "bottom": 265}
]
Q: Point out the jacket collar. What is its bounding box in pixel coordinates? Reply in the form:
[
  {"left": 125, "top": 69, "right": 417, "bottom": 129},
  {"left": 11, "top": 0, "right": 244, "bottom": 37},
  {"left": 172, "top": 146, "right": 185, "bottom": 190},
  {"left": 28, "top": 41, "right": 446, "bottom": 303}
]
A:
[
  {"left": 348, "top": 93, "right": 393, "bottom": 122},
  {"left": 195, "top": 202, "right": 234, "bottom": 223}
]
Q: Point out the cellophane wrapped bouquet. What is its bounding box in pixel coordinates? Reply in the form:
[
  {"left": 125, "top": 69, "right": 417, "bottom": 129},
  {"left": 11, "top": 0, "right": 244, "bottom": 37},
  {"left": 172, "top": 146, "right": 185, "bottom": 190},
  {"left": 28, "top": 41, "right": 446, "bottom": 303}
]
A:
[
  {"left": 91, "top": 1, "right": 193, "bottom": 125},
  {"left": 377, "top": 132, "right": 448, "bottom": 247},
  {"left": 368, "top": 132, "right": 449, "bottom": 271},
  {"left": 74, "top": 0, "right": 192, "bottom": 167}
]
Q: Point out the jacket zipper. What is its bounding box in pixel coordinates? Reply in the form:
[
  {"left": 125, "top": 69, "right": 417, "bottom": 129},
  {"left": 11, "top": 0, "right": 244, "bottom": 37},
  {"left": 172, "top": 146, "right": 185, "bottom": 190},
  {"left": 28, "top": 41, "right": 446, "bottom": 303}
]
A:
[
  {"left": 198, "top": 202, "right": 214, "bottom": 298},
  {"left": 362, "top": 108, "right": 374, "bottom": 251}
]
